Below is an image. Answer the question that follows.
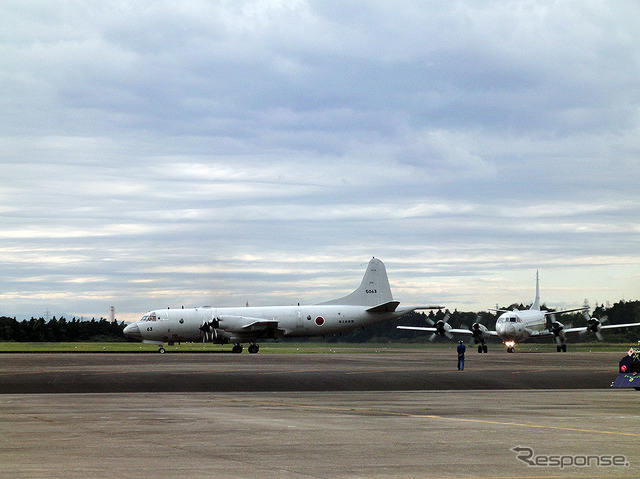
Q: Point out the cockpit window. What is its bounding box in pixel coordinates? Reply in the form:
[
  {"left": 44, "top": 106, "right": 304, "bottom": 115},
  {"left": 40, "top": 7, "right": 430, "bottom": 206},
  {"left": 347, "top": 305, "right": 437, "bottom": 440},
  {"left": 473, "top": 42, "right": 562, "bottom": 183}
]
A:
[
  {"left": 510, "top": 317, "right": 516, "bottom": 322},
  {"left": 140, "top": 315, "right": 149, "bottom": 322}
]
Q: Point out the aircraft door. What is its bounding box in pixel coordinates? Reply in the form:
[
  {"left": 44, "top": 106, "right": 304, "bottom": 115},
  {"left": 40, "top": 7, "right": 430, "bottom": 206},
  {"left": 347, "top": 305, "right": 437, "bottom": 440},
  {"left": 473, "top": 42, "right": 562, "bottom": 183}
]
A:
[{"left": 296, "top": 311, "right": 304, "bottom": 329}]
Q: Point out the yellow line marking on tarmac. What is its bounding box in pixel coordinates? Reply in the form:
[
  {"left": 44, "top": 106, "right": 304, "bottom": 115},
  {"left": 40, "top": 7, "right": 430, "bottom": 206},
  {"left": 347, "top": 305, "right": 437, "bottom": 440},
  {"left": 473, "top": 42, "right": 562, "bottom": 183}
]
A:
[
  {"left": 247, "top": 400, "right": 640, "bottom": 438},
  {"left": 258, "top": 369, "right": 326, "bottom": 374},
  {"left": 431, "top": 475, "right": 634, "bottom": 479},
  {"left": 414, "top": 476, "right": 634, "bottom": 479},
  {"left": 398, "top": 414, "right": 640, "bottom": 437},
  {"left": 345, "top": 369, "right": 399, "bottom": 374}
]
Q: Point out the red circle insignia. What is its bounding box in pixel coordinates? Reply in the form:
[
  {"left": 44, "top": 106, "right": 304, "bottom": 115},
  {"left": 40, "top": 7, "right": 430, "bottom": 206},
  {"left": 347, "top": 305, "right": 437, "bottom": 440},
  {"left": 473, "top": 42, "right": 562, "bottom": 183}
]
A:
[{"left": 315, "top": 316, "right": 325, "bottom": 326}]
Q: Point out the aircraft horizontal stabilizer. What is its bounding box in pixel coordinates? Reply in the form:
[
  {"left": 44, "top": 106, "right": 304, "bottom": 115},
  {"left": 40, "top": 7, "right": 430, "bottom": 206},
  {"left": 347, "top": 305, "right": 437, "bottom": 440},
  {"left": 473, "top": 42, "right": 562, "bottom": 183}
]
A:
[{"left": 366, "top": 301, "right": 400, "bottom": 313}]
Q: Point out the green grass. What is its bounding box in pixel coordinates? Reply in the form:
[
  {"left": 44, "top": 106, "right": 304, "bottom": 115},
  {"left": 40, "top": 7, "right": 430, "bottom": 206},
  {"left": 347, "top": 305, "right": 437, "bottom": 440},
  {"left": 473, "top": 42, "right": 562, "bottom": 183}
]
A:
[
  {"left": 0, "top": 341, "right": 396, "bottom": 353},
  {"left": 0, "top": 340, "right": 637, "bottom": 353}
]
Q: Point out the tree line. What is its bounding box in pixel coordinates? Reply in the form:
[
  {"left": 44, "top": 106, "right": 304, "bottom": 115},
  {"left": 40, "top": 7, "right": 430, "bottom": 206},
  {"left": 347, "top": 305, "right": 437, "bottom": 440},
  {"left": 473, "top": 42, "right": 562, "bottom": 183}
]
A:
[
  {"left": 1, "top": 299, "right": 639, "bottom": 343},
  {"left": 0, "top": 317, "right": 126, "bottom": 342}
]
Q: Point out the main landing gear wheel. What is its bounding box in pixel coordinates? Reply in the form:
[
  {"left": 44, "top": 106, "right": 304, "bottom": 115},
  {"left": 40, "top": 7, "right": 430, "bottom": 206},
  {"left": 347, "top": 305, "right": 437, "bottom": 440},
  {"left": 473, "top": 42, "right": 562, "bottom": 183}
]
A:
[
  {"left": 478, "top": 344, "right": 488, "bottom": 353},
  {"left": 232, "top": 344, "right": 243, "bottom": 354},
  {"left": 557, "top": 344, "right": 567, "bottom": 352},
  {"left": 248, "top": 344, "right": 260, "bottom": 354}
]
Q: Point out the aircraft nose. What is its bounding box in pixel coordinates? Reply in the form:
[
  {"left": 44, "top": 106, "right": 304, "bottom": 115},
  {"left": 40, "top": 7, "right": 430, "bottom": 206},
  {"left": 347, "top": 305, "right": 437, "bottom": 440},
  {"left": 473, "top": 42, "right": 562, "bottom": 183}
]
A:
[{"left": 123, "top": 323, "right": 142, "bottom": 339}]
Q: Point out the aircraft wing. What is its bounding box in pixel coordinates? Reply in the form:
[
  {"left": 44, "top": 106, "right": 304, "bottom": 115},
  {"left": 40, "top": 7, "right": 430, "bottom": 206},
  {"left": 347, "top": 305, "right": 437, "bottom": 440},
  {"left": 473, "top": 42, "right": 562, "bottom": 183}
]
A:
[
  {"left": 396, "top": 326, "right": 484, "bottom": 336},
  {"left": 241, "top": 319, "right": 278, "bottom": 332},
  {"left": 563, "top": 322, "right": 640, "bottom": 334},
  {"left": 217, "top": 315, "right": 280, "bottom": 334},
  {"left": 543, "top": 306, "right": 589, "bottom": 316},
  {"left": 522, "top": 329, "right": 551, "bottom": 337}
]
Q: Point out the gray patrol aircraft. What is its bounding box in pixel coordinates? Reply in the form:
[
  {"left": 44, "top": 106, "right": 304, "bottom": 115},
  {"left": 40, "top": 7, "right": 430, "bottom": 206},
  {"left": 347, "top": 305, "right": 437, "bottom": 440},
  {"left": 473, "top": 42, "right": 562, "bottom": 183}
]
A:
[
  {"left": 123, "top": 257, "right": 443, "bottom": 353},
  {"left": 399, "top": 271, "right": 640, "bottom": 353}
]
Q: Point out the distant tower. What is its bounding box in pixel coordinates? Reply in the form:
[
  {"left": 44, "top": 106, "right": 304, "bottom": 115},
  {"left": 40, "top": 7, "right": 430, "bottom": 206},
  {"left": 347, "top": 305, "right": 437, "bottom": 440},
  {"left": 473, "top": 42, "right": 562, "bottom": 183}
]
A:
[{"left": 109, "top": 306, "right": 115, "bottom": 323}]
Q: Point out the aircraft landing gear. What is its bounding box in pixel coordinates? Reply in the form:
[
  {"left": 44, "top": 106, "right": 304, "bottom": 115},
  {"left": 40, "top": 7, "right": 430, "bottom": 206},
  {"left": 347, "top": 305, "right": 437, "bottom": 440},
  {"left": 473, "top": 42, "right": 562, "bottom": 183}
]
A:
[
  {"left": 507, "top": 347, "right": 515, "bottom": 353},
  {"left": 232, "top": 344, "right": 243, "bottom": 354},
  {"left": 248, "top": 344, "right": 260, "bottom": 354},
  {"left": 478, "top": 344, "right": 488, "bottom": 353},
  {"left": 158, "top": 347, "right": 166, "bottom": 354},
  {"left": 557, "top": 344, "right": 567, "bottom": 352}
]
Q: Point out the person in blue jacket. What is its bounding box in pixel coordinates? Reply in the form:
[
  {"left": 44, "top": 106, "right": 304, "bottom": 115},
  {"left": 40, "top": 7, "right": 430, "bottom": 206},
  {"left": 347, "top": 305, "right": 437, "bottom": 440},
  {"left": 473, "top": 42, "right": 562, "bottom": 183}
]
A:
[{"left": 457, "top": 340, "right": 466, "bottom": 371}]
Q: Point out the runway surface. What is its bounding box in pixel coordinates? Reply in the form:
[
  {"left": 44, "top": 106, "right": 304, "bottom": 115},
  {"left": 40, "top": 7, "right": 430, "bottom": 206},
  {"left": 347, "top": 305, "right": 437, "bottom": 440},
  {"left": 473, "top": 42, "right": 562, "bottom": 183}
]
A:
[
  {"left": 2, "top": 349, "right": 638, "bottom": 479},
  {"left": 0, "top": 349, "right": 625, "bottom": 393}
]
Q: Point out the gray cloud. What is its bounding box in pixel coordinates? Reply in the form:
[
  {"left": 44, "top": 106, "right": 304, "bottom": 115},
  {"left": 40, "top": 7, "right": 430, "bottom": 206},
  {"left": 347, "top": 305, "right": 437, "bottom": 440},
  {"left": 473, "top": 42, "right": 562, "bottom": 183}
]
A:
[{"left": 1, "top": 1, "right": 639, "bottom": 321}]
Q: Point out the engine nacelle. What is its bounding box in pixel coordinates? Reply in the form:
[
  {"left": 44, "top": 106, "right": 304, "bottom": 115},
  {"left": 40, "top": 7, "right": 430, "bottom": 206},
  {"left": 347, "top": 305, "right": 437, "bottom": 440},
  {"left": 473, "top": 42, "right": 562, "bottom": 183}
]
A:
[
  {"left": 586, "top": 317, "right": 602, "bottom": 333},
  {"left": 470, "top": 322, "right": 489, "bottom": 341},
  {"left": 550, "top": 320, "right": 565, "bottom": 342},
  {"left": 216, "top": 315, "right": 251, "bottom": 334},
  {"left": 435, "top": 319, "right": 451, "bottom": 337}
]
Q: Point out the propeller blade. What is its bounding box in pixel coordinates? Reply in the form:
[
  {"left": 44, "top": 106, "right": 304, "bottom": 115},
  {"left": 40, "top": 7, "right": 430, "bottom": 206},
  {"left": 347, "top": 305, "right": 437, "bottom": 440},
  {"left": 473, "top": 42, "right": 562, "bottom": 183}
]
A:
[
  {"left": 428, "top": 333, "right": 437, "bottom": 342},
  {"left": 596, "top": 331, "right": 604, "bottom": 341}
]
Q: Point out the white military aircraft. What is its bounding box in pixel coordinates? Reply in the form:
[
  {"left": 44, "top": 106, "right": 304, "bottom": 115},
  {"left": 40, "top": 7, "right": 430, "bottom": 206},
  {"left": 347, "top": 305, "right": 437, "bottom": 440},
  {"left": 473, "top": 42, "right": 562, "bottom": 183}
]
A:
[
  {"left": 123, "top": 258, "right": 443, "bottom": 353},
  {"left": 398, "top": 271, "right": 640, "bottom": 353}
]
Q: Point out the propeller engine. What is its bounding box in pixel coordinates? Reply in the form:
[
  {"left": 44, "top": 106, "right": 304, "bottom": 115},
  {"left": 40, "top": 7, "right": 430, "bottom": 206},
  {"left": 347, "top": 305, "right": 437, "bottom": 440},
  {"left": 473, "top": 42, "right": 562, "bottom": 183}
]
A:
[
  {"left": 470, "top": 320, "right": 489, "bottom": 341},
  {"left": 199, "top": 318, "right": 220, "bottom": 342},
  {"left": 470, "top": 316, "right": 489, "bottom": 353},
  {"left": 580, "top": 312, "right": 608, "bottom": 341},
  {"left": 549, "top": 320, "right": 565, "bottom": 346},
  {"left": 427, "top": 314, "right": 452, "bottom": 341}
]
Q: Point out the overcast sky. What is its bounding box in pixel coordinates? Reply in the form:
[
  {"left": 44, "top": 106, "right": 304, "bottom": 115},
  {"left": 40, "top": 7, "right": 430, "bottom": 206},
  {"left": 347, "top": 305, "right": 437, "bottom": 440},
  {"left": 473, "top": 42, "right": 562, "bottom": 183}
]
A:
[{"left": 2, "top": 1, "right": 639, "bottom": 322}]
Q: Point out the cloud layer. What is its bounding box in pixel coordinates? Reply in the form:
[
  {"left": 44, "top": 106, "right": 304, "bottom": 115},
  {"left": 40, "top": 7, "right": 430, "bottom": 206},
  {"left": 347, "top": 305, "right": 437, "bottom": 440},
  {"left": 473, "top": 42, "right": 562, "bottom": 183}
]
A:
[{"left": 2, "top": 1, "right": 639, "bottom": 321}]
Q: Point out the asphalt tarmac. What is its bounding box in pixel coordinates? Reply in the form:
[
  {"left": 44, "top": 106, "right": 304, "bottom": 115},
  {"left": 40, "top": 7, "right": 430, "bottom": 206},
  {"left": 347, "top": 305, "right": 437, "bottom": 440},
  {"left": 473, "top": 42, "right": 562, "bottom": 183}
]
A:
[
  {"left": 0, "top": 349, "right": 625, "bottom": 393},
  {"left": 1, "top": 349, "right": 639, "bottom": 479}
]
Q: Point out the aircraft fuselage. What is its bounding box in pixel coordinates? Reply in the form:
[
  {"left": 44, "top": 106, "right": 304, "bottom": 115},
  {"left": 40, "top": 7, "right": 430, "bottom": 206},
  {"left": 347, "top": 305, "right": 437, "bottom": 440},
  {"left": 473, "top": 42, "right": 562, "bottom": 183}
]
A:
[
  {"left": 127, "top": 304, "right": 409, "bottom": 346},
  {"left": 495, "top": 309, "right": 546, "bottom": 342}
]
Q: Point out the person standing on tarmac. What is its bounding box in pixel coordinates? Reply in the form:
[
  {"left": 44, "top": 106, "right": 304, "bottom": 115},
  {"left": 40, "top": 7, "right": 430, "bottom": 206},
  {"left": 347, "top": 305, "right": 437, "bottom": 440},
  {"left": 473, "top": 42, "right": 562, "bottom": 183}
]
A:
[{"left": 457, "top": 340, "right": 466, "bottom": 371}]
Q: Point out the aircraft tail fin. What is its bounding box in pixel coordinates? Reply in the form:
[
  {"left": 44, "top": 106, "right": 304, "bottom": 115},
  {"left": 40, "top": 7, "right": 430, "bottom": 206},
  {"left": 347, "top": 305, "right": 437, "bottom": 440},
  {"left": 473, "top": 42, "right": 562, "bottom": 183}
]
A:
[
  {"left": 530, "top": 270, "right": 541, "bottom": 311},
  {"left": 320, "top": 258, "right": 393, "bottom": 307}
]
